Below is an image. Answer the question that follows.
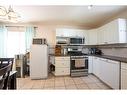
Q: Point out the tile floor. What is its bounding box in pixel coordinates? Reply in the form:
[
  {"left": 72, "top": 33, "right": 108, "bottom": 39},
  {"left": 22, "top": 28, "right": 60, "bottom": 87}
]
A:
[{"left": 17, "top": 74, "right": 111, "bottom": 90}]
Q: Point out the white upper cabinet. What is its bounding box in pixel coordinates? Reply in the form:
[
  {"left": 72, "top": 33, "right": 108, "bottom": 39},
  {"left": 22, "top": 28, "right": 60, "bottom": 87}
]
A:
[
  {"left": 88, "top": 29, "right": 98, "bottom": 45},
  {"left": 56, "top": 28, "right": 86, "bottom": 37},
  {"left": 97, "top": 27, "right": 104, "bottom": 44},
  {"left": 56, "top": 28, "right": 89, "bottom": 44},
  {"left": 56, "top": 18, "right": 127, "bottom": 45},
  {"left": 97, "top": 18, "right": 127, "bottom": 44}
]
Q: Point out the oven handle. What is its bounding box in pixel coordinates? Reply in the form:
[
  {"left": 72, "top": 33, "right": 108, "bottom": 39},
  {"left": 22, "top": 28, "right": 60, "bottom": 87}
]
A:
[{"left": 71, "top": 58, "right": 88, "bottom": 60}]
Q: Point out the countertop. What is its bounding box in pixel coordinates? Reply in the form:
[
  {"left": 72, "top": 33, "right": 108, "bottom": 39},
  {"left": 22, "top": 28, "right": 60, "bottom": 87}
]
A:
[
  {"left": 49, "top": 54, "right": 70, "bottom": 57},
  {"left": 49, "top": 54, "right": 127, "bottom": 63},
  {"left": 88, "top": 54, "right": 127, "bottom": 63}
]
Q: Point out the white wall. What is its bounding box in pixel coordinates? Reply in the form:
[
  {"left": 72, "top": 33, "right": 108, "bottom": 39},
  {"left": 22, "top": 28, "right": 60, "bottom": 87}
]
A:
[{"left": 36, "top": 25, "right": 56, "bottom": 45}]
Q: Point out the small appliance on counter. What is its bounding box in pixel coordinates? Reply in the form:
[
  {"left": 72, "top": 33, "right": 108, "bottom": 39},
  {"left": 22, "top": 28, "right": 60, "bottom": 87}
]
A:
[
  {"left": 55, "top": 45, "right": 62, "bottom": 56},
  {"left": 89, "top": 48, "right": 102, "bottom": 55},
  {"left": 95, "top": 49, "right": 102, "bottom": 55},
  {"left": 61, "top": 48, "right": 68, "bottom": 55}
]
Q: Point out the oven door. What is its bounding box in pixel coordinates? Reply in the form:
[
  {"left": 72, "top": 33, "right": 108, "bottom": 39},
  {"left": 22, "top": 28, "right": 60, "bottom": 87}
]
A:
[{"left": 71, "top": 57, "right": 88, "bottom": 70}]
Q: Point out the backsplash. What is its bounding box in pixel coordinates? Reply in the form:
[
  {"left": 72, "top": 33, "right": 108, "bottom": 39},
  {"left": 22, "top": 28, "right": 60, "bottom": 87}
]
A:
[{"left": 99, "top": 47, "right": 127, "bottom": 58}]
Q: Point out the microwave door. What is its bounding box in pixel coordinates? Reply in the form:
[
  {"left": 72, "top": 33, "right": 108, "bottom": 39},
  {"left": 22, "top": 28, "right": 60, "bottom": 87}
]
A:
[
  {"left": 70, "top": 38, "right": 76, "bottom": 44},
  {"left": 82, "top": 38, "right": 85, "bottom": 44}
]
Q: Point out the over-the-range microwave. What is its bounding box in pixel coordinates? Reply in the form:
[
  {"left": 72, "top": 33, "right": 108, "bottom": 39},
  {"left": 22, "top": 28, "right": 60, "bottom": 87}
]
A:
[{"left": 69, "top": 37, "right": 85, "bottom": 45}]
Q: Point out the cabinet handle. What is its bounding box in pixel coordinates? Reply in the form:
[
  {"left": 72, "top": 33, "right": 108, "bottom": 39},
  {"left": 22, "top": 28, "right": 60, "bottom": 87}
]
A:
[{"left": 100, "top": 58, "right": 107, "bottom": 62}]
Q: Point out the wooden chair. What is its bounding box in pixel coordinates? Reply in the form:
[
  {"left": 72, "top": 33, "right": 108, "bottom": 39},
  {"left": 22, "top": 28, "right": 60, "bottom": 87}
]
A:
[{"left": 0, "top": 63, "right": 12, "bottom": 89}]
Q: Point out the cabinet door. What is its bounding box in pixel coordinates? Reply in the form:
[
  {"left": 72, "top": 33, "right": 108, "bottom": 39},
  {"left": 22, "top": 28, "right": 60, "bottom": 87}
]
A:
[
  {"left": 121, "top": 69, "right": 127, "bottom": 89},
  {"left": 55, "top": 60, "right": 70, "bottom": 68},
  {"left": 99, "top": 58, "right": 120, "bottom": 89},
  {"left": 92, "top": 57, "right": 100, "bottom": 77},
  {"left": 107, "top": 60, "right": 120, "bottom": 89},
  {"left": 97, "top": 19, "right": 127, "bottom": 44},
  {"left": 55, "top": 57, "right": 70, "bottom": 68},
  {"left": 121, "top": 62, "right": 127, "bottom": 89},
  {"left": 92, "top": 57, "right": 97, "bottom": 75},
  {"left": 88, "top": 56, "right": 93, "bottom": 73},
  {"left": 99, "top": 58, "right": 109, "bottom": 83},
  {"left": 55, "top": 67, "right": 70, "bottom": 76},
  {"left": 56, "top": 28, "right": 88, "bottom": 37},
  {"left": 97, "top": 27, "right": 104, "bottom": 44},
  {"left": 88, "top": 29, "right": 98, "bottom": 45}
]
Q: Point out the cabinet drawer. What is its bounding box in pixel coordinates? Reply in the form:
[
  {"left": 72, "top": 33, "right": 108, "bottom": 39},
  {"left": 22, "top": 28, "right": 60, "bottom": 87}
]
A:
[
  {"left": 121, "top": 62, "right": 127, "bottom": 69},
  {"left": 55, "top": 68, "right": 70, "bottom": 76},
  {"left": 55, "top": 60, "right": 70, "bottom": 67},
  {"left": 55, "top": 57, "right": 70, "bottom": 61}
]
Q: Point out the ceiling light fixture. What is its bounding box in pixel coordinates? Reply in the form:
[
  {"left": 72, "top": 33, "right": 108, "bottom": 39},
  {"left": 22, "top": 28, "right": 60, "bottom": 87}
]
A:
[
  {"left": 0, "top": 5, "right": 20, "bottom": 22},
  {"left": 88, "top": 5, "right": 93, "bottom": 10}
]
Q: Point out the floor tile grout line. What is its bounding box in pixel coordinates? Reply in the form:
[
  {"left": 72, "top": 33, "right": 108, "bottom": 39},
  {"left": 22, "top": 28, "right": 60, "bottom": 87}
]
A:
[{"left": 17, "top": 74, "right": 111, "bottom": 90}]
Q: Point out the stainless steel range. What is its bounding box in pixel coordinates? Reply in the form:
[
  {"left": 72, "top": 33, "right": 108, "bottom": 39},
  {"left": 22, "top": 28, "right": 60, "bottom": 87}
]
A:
[{"left": 68, "top": 47, "right": 88, "bottom": 77}]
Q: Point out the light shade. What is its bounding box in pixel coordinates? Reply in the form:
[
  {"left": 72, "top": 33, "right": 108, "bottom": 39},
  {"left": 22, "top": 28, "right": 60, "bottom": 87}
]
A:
[
  {"left": 0, "top": 6, "right": 7, "bottom": 16},
  {"left": 8, "top": 6, "right": 20, "bottom": 18},
  {"left": 0, "top": 6, "right": 20, "bottom": 22}
]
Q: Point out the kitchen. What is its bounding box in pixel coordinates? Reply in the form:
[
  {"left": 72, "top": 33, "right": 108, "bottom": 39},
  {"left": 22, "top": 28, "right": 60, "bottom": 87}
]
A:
[{"left": 0, "top": 5, "right": 127, "bottom": 90}]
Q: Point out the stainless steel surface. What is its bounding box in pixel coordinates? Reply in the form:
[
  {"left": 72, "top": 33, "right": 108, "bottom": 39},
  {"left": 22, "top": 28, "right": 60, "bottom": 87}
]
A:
[
  {"left": 70, "top": 54, "right": 88, "bottom": 77},
  {"left": 71, "top": 56, "right": 88, "bottom": 58},
  {"left": 71, "top": 71, "right": 88, "bottom": 77},
  {"left": 69, "top": 37, "right": 85, "bottom": 45},
  {"left": 32, "top": 38, "right": 47, "bottom": 45}
]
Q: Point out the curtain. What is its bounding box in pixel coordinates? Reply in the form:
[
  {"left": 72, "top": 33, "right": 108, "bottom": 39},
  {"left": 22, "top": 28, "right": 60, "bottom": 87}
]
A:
[
  {"left": 0, "top": 25, "right": 7, "bottom": 57},
  {"left": 25, "top": 26, "right": 36, "bottom": 52}
]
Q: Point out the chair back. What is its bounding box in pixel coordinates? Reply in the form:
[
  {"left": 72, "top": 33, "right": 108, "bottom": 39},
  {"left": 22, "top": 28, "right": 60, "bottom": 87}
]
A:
[
  {"left": 0, "top": 63, "right": 12, "bottom": 89},
  {"left": 0, "top": 58, "right": 14, "bottom": 89},
  {"left": 0, "top": 58, "right": 14, "bottom": 69}
]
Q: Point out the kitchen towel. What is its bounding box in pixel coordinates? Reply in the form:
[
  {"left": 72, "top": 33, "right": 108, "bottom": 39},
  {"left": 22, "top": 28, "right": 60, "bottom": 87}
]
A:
[{"left": 75, "top": 59, "right": 85, "bottom": 68}]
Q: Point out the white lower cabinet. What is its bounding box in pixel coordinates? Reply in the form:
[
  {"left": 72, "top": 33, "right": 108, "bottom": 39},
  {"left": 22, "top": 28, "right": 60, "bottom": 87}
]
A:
[
  {"left": 88, "top": 56, "right": 93, "bottom": 73},
  {"left": 92, "top": 56, "right": 120, "bottom": 89},
  {"left": 121, "top": 62, "right": 127, "bottom": 89},
  {"left": 92, "top": 57, "right": 100, "bottom": 77},
  {"left": 55, "top": 67, "right": 70, "bottom": 76},
  {"left": 99, "top": 58, "right": 120, "bottom": 89},
  {"left": 54, "top": 56, "right": 70, "bottom": 76}
]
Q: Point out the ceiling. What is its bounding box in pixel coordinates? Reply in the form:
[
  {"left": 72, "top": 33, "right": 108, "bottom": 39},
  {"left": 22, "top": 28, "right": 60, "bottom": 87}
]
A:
[{"left": 1, "top": 5, "right": 127, "bottom": 28}]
